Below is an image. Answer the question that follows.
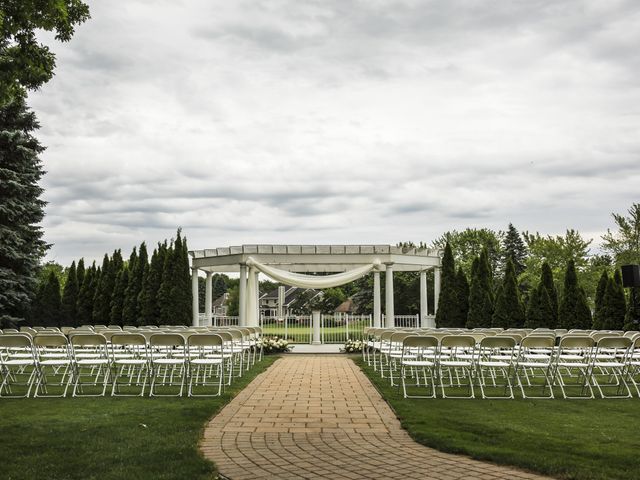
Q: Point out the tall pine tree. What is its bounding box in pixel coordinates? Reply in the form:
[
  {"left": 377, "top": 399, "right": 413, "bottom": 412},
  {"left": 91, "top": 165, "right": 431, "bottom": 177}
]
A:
[
  {"left": 109, "top": 266, "right": 128, "bottom": 326},
  {"left": 76, "top": 262, "right": 96, "bottom": 326},
  {"left": 0, "top": 93, "right": 49, "bottom": 327},
  {"left": 454, "top": 267, "right": 470, "bottom": 328},
  {"left": 525, "top": 281, "right": 554, "bottom": 328},
  {"left": 601, "top": 270, "right": 626, "bottom": 330},
  {"left": 492, "top": 258, "right": 525, "bottom": 328},
  {"left": 502, "top": 223, "right": 527, "bottom": 277},
  {"left": 592, "top": 269, "right": 609, "bottom": 330},
  {"left": 467, "top": 248, "right": 494, "bottom": 328},
  {"left": 92, "top": 254, "right": 112, "bottom": 324},
  {"left": 37, "top": 270, "right": 62, "bottom": 327},
  {"left": 60, "top": 260, "right": 79, "bottom": 325},
  {"left": 122, "top": 243, "right": 147, "bottom": 325},
  {"left": 540, "top": 262, "right": 559, "bottom": 328},
  {"left": 558, "top": 259, "right": 592, "bottom": 329},
  {"left": 435, "top": 242, "right": 458, "bottom": 327},
  {"left": 139, "top": 242, "right": 167, "bottom": 325}
]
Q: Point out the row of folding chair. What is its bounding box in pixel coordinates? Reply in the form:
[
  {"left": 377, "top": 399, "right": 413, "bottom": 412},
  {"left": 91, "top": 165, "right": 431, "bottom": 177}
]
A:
[
  {"left": 0, "top": 329, "right": 264, "bottom": 398},
  {"left": 364, "top": 329, "right": 640, "bottom": 399}
]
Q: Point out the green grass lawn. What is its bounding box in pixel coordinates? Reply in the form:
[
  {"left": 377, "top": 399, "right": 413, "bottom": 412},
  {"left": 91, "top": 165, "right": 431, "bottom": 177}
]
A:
[
  {"left": 355, "top": 357, "right": 640, "bottom": 480},
  {"left": 0, "top": 356, "right": 278, "bottom": 480},
  {"left": 261, "top": 320, "right": 369, "bottom": 343}
]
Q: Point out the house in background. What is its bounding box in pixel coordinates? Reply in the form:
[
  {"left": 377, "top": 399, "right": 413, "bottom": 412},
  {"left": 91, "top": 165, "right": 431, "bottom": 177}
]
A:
[
  {"left": 260, "top": 286, "right": 322, "bottom": 318},
  {"left": 212, "top": 292, "right": 229, "bottom": 316}
]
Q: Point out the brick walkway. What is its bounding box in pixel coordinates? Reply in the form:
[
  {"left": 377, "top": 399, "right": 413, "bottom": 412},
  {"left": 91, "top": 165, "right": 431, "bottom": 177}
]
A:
[{"left": 200, "top": 356, "right": 549, "bottom": 480}]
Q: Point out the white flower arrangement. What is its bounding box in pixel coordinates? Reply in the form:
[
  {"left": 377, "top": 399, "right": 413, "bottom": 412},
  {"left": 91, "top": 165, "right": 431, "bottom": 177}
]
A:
[
  {"left": 259, "top": 336, "right": 291, "bottom": 354},
  {"left": 342, "top": 338, "right": 363, "bottom": 353}
]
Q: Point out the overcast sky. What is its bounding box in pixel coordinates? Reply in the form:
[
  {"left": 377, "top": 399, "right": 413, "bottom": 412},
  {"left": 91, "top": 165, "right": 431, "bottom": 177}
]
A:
[{"left": 29, "top": 0, "right": 640, "bottom": 266}]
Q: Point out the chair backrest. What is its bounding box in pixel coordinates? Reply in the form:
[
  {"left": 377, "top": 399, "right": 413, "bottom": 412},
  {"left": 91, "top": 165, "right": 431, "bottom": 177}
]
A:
[
  {"left": 34, "top": 334, "right": 69, "bottom": 347},
  {"left": 390, "top": 332, "right": 415, "bottom": 345},
  {"left": 441, "top": 335, "right": 475, "bottom": 348},
  {"left": 188, "top": 334, "right": 224, "bottom": 348},
  {"left": 110, "top": 333, "right": 147, "bottom": 346},
  {"left": 481, "top": 336, "right": 516, "bottom": 349},
  {"left": 150, "top": 333, "right": 185, "bottom": 347},
  {"left": 558, "top": 335, "right": 595, "bottom": 348},
  {"left": 3, "top": 328, "right": 19, "bottom": 333},
  {"left": 71, "top": 333, "right": 107, "bottom": 346},
  {"left": 521, "top": 336, "right": 555, "bottom": 348},
  {"left": 623, "top": 331, "right": 639, "bottom": 338},
  {"left": 403, "top": 335, "right": 438, "bottom": 348},
  {"left": 597, "top": 336, "right": 632, "bottom": 349},
  {"left": 496, "top": 333, "right": 523, "bottom": 344},
  {"left": 0, "top": 333, "right": 32, "bottom": 348}
]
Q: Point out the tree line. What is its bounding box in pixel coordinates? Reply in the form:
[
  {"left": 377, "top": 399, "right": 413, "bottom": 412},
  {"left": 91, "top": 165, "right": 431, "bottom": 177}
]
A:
[
  {"left": 435, "top": 204, "right": 640, "bottom": 330},
  {"left": 29, "top": 230, "right": 191, "bottom": 327}
]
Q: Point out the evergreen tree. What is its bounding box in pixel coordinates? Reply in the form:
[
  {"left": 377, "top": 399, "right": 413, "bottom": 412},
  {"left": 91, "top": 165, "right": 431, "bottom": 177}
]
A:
[
  {"left": 212, "top": 274, "right": 228, "bottom": 299},
  {"left": 60, "top": 260, "right": 79, "bottom": 325},
  {"left": 140, "top": 243, "right": 167, "bottom": 325},
  {"left": 592, "top": 270, "right": 609, "bottom": 330},
  {"left": 502, "top": 223, "right": 527, "bottom": 277},
  {"left": 540, "top": 262, "right": 558, "bottom": 328},
  {"left": 467, "top": 249, "right": 494, "bottom": 328},
  {"left": 38, "top": 270, "right": 62, "bottom": 327},
  {"left": 76, "top": 262, "right": 96, "bottom": 326},
  {"left": 109, "top": 266, "right": 128, "bottom": 326},
  {"left": 624, "top": 287, "right": 640, "bottom": 330},
  {"left": 158, "top": 240, "right": 175, "bottom": 325},
  {"left": 0, "top": 93, "right": 49, "bottom": 327},
  {"left": 454, "top": 267, "right": 470, "bottom": 328},
  {"left": 601, "top": 270, "right": 626, "bottom": 330},
  {"left": 92, "top": 254, "right": 112, "bottom": 324},
  {"left": 435, "top": 242, "right": 458, "bottom": 327},
  {"left": 122, "top": 243, "right": 147, "bottom": 325},
  {"left": 158, "top": 229, "right": 192, "bottom": 325},
  {"left": 492, "top": 258, "right": 525, "bottom": 328},
  {"left": 525, "top": 282, "right": 554, "bottom": 328},
  {"left": 76, "top": 258, "right": 85, "bottom": 287},
  {"left": 558, "top": 260, "right": 592, "bottom": 329}
]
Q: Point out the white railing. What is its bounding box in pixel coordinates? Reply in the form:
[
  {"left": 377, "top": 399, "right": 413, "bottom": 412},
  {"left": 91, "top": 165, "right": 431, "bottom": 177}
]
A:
[{"left": 198, "top": 314, "right": 240, "bottom": 327}]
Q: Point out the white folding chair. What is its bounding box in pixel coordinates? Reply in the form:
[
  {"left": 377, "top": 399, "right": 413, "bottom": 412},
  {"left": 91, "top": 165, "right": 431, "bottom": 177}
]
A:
[
  {"left": 149, "top": 333, "right": 187, "bottom": 396},
  {"left": 475, "top": 336, "right": 516, "bottom": 399},
  {"left": 110, "top": 333, "right": 150, "bottom": 396},
  {"left": 592, "top": 336, "right": 632, "bottom": 398},
  {"left": 187, "top": 334, "right": 225, "bottom": 397},
  {"left": 0, "top": 334, "right": 37, "bottom": 397},
  {"left": 33, "top": 334, "right": 72, "bottom": 397},
  {"left": 554, "top": 335, "right": 595, "bottom": 399},
  {"left": 400, "top": 335, "right": 438, "bottom": 399},
  {"left": 514, "top": 335, "right": 556, "bottom": 399},
  {"left": 438, "top": 335, "right": 476, "bottom": 399},
  {"left": 70, "top": 334, "right": 111, "bottom": 397}
]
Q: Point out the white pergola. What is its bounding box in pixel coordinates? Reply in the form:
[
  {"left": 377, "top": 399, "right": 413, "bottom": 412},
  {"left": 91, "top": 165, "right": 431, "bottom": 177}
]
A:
[{"left": 189, "top": 244, "right": 442, "bottom": 329}]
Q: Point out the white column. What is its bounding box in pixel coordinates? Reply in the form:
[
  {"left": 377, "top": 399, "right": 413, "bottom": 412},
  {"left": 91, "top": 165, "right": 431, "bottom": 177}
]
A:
[
  {"left": 245, "top": 266, "right": 257, "bottom": 327},
  {"left": 373, "top": 270, "right": 381, "bottom": 327},
  {"left": 385, "top": 263, "right": 394, "bottom": 328},
  {"left": 420, "top": 270, "right": 428, "bottom": 328},
  {"left": 277, "top": 286, "right": 285, "bottom": 320},
  {"left": 205, "top": 271, "right": 213, "bottom": 327},
  {"left": 311, "top": 310, "right": 321, "bottom": 345},
  {"left": 434, "top": 267, "right": 441, "bottom": 315},
  {"left": 255, "top": 270, "right": 260, "bottom": 326},
  {"left": 239, "top": 263, "right": 247, "bottom": 326},
  {"left": 191, "top": 267, "right": 199, "bottom": 327}
]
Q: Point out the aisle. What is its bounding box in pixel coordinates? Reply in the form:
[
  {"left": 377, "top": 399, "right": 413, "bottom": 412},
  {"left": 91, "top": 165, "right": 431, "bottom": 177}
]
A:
[{"left": 200, "top": 356, "right": 548, "bottom": 479}]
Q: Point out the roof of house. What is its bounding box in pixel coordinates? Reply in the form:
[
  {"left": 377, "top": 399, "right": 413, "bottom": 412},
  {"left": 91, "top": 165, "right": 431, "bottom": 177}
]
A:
[
  {"left": 335, "top": 298, "right": 355, "bottom": 313},
  {"left": 212, "top": 293, "right": 228, "bottom": 307}
]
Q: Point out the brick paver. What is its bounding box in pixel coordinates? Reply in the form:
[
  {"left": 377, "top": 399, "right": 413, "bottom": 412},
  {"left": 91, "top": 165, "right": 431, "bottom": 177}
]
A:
[{"left": 200, "top": 356, "right": 549, "bottom": 479}]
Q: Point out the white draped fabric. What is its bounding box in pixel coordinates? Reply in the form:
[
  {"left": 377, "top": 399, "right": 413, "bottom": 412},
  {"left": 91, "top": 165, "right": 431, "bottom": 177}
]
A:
[
  {"left": 245, "top": 257, "right": 379, "bottom": 289},
  {"left": 243, "top": 257, "right": 379, "bottom": 326}
]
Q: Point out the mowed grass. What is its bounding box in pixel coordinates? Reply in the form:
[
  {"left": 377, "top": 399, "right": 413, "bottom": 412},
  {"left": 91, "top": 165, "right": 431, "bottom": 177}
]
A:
[
  {"left": 355, "top": 357, "right": 640, "bottom": 480},
  {"left": 0, "top": 355, "right": 278, "bottom": 480}
]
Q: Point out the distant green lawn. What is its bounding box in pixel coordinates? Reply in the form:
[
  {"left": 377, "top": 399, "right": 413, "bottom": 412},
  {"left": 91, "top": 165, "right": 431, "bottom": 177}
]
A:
[
  {"left": 355, "top": 357, "right": 640, "bottom": 480},
  {"left": 0, "top": 356, "right": 278, "bottom": 480},
  {"left": 261, "top": 320, "right": 369, "bottom": 343}
]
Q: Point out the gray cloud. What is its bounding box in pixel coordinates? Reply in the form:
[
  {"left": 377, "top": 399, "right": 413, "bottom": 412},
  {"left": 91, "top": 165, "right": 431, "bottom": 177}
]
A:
[{"left": 23, "top": 0, "right": 640, "bottom": 265}]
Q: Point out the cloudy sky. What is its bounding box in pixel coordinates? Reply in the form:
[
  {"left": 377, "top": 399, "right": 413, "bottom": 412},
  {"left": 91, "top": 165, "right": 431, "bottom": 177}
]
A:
[{"left": 30, "top": 0, "right": 640, "bottom": 266}]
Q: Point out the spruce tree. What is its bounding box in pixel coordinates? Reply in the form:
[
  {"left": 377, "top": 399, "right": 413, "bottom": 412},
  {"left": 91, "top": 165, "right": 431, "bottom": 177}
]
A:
[
  {"left": 502, "top": 223, "right": 527, "bottom": 277},
  {"left": 158, "top": 240, "right": 175, "bottom": 325},
  {"left": 38, "top": 270, "right": 62, "bottom": 327},
  {"left": 466, "top": 249, "right": 494, "bottom": 328},
  {"left": 212, "top": 274, "right": 228, "bottom": 298},
  {"left": 109, "top": 266, "right": 128, "bottom": 326},
  {"left": 601, "top": 270, "right": 626, "bottom": 330},
  {"left": 525, "top": 282, "right": 554, "bottom": 328},
  {"left": 624, "top": 287, "right": 640, "bottom": 330},
  {"left": 540, "top": 262, "right": 558, "bottom": 328},
  {"left": 76, "top": 258, "right": 85, "bottom": 287},
  {"left": 558, "top": 259, "right": 592, "bottom": 329},
  {"left": 0, "top": 93, "right": 49, "bottom": 327},
  {"left": 592, "top": 269, "right": 609, "bottom": 330},
  {"left": 60, "top": 260, "right": 79, "bottom": 326},
  {"left": 492, "top": 258, "right": 525, "bottom": 328},
  {"left": 454, "top": 267, "right": 470, "bottom": 328},
  {"left": 123, "top": 243, "right": 147, "bottom": 325},
  {"left": 140, "top": 243, "right": 167, "bottom": 325},
  {"left": 435, "top": 242, "right": 458, "bottom": 327},
  {"left": 92, "top": 254, "right": 112, "bottom": 324},
  {"left": 76, "top": 263, "right": 96, "bottom": 326}
]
